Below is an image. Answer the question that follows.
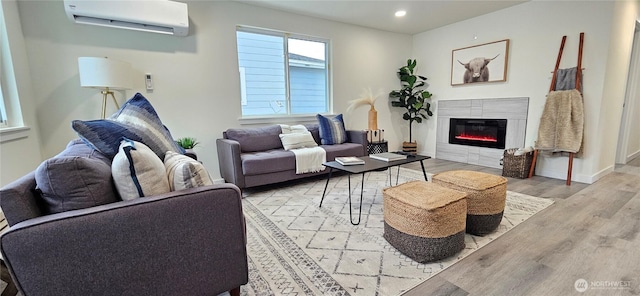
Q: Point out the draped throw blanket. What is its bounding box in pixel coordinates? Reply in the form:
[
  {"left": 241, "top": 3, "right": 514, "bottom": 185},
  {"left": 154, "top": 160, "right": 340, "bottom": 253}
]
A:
[
  {"left": 291, "top": 146, "right": 326, "bottom": 174},
  {"left": 278, "top": 124, "right": 327, "bottom": 174},
  {"left": 535, "top": 89, "right": 584, "bottom": 155}
]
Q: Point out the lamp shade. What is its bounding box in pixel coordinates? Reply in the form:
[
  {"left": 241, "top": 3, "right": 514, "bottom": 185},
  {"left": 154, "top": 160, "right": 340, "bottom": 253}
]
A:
[{"left": 78, "top": 57, "right": 132, "bottom": 90}]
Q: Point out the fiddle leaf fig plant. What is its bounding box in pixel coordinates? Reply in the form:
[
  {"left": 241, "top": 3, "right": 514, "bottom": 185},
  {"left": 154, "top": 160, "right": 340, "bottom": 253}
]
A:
[{"left": 389, "top": 59, "right": 434, "bottom": 142}]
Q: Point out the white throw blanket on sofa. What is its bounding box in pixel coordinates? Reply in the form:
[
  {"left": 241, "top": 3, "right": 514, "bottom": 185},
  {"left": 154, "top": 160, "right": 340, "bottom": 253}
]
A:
[
  {"left": 291, "top": 146, "right": 326, "bottom": 174},
  {"left": 279, "top": 124, "right": 327, "bottom": 174}
]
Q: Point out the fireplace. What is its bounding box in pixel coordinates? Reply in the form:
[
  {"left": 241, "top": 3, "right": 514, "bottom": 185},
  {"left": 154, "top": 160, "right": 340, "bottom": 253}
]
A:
[{"left": 449, "top": 118, "right": 507, "bottom": 149}]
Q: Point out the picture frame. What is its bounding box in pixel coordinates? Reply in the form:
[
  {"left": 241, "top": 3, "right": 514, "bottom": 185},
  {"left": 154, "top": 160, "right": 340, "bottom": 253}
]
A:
[{"left": 451, "top": 39, "right": 509, "bottom": 86}]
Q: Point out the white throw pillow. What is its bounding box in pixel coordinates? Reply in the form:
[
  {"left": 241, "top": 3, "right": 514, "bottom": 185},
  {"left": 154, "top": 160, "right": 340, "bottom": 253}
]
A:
[
  {"left": 164, "top": 151, "right": 214, "bottom": 191},
  {"left": 290, "top": 125, "right": 308, "bottom": 134},
  {"left": 279, "top": 124, "right": 308, "bottom": 134},
  {"left": 279, "top": 132, "right": 318, "bottom": 150},
  {"left": 112, "top": 140, "right": 170, "bottom": 200}
]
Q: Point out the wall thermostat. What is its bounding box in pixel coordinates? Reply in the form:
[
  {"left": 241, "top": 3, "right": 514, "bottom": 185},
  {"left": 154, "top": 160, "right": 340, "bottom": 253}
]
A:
[{"left": 145, "top": 73, "right": 153, "bottom": 91}]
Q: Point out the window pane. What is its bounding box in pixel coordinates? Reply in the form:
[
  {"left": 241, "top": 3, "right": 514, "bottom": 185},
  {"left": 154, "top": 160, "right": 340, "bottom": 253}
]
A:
[
  {"left": 237, "top": 31, "right": 287, "bottom": 116},
  {"left": 236, "top": 28, "right": 330, "bottom": 117},
  {"left": 288, "top": 38, "right": 327, "bottom": 114}
]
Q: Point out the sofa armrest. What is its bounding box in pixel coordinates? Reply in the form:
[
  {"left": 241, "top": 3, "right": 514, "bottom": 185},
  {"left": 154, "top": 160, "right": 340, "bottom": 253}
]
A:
[
  {"left": 346, "top": 130, "right": 368, "bottom": 155},
  {"left": 216, "top": 138, "right": 246, "bottom": 188},
  {"left": 0, "top": 184, "right": 248, "bottom": 296},
  {"left": 0, "top": 171, "right": 42, "bottom": 226}
]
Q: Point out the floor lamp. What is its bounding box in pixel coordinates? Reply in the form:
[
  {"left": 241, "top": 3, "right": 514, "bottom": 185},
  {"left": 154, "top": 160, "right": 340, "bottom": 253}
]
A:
[{"left": 78, "top": 57, "right": 132, "bottom": 118}]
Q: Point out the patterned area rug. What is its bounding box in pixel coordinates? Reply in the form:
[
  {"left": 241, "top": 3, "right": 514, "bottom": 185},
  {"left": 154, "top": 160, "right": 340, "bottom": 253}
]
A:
[{"left": 241, "top": 168, "right": 554, "bottom": 296}]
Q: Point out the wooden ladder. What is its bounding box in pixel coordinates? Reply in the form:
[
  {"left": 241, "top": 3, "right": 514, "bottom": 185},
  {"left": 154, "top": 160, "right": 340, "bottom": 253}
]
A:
[{"left": 528, "top": 32, "right": 584, "bottom": 185}]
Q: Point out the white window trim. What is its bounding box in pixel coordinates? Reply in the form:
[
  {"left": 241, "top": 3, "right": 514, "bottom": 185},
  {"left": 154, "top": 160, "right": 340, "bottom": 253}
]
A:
[
  {"left": 239, "top": 67, "right": 247, "bottom": 106},
  {"left": 0, "top": 11, "right": 6, "bottom": 129},
  {"left": 0, "top": 125, "right": 30, "bottom": 143},
  {"left": 238, "top": 114, "right": 337, "bottom": 126},
  {"left": 1, "top": 4, "right": 27, "bottom": 133}
]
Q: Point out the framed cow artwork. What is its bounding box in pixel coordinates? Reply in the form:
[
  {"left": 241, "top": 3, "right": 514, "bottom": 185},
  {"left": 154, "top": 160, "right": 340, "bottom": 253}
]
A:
[{"left": 451, "top": 39, "right": 509, "bottom": 86}]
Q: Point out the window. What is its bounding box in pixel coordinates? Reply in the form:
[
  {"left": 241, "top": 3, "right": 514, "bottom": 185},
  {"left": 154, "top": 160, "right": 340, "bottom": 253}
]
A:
[
  {"left": 236, "top": 27, "right": 330, "bottom": 117},
  {"left": 0, "top": 14, "right": 6, "bottom": 127},
  {"left": 0, "top": 5, "right": 28, "bottom": 138}
]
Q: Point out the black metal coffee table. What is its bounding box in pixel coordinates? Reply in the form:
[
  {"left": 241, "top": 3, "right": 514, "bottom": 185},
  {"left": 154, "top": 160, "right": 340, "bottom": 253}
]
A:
[{"left": 320, "top": 154, "right": 431, "bottom": 225}]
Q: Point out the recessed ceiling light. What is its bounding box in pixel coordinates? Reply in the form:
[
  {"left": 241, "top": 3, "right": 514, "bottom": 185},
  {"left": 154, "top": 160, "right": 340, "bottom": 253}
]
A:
[{"left": 395, "top": 10, "right": 406, "bottom": 17}]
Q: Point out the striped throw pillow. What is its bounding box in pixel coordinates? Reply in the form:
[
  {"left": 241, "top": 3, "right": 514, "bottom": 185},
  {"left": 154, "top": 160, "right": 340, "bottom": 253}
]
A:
[
  {"left": 72, "top": 93, "right": 184, "bottom": 160},
  {"left": 164, "top": 151, "right": 213, "bottom": 191},
  {"left": 317, "top": 114, "right": 347, "bottom": 145}
]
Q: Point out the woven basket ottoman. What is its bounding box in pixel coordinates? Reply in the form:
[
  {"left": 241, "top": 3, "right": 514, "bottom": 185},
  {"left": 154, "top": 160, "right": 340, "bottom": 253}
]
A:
[
  {"left": 383, "top": 180, "right": 467, "bottom": 263},
  {"left": 432, "top": 170, "right": 507, "bottom": 236}
]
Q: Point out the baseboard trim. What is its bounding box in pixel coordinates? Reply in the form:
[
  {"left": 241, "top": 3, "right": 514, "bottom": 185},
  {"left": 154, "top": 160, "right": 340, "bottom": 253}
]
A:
[
  {"left": 627, "top": 149, "right": 640, "bottom": 163},
  {"left": 589, "top": 165, "right": 615, "bottom": 184},
  {"left": 536, "top": 164, "right": 614, "bottom": 185},
  {"left": 212, "top": 178, "right": 226, "bottom": 184}
]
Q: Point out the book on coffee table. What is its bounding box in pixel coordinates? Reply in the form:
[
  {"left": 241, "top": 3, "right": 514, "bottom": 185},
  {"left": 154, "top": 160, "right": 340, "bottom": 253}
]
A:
[
  {"left": 369, "top": 152, "right": 407, "bottom": 162},
  {"left": 335, "top": 157, "right": 365, "bottom": 165}
]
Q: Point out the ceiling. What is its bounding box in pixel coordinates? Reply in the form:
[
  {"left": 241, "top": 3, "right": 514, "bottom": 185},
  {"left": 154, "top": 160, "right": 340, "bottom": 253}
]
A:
[{"left": 236, "top": 0, "right": 529, "bottom": 35}]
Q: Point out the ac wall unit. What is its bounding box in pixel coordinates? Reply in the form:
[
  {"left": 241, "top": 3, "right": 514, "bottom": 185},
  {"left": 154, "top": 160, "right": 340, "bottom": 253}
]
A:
[{"left": 63, "top": 0, "right": 189, "bottom": 37}]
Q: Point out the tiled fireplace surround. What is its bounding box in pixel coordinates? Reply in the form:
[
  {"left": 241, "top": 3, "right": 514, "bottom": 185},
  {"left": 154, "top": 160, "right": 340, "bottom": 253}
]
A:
[{"left": 436, "top": 98, "right": 529, "bottom": 169}]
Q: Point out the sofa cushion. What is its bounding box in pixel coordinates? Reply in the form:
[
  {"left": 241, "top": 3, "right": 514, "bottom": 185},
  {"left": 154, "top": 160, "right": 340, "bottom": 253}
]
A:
[
  {"left": 225, "top": 125, "right": 283, "bottom": 153},
  {"left": 72, "top": 93, "right": 184, "bottom": 160},
  {"left": 55, "top": 138, "right": 112, "bottom": 162},
  {"left": 305, "top": 124, "right": 322, "bottom": 145},
  {"left": 240, "top": 143, "right": 365, "bottom": 176},
  {"left": 322, "top": 143, "right": 367, "bottom": 159},
  {"left": 164, "top": 151, "right": 214, "bottom": 191},
  {"left": 112, "top": 140, "right": 170, "bottom": 200},
  {"left": 35, "top": 140, "right": 119, "bottom": 214},
  {"left": 241, "top": 150, "right": 296, "bottom": 176},
  {"left": 317, "top": 114, "right": 347, "bottom": 145}
]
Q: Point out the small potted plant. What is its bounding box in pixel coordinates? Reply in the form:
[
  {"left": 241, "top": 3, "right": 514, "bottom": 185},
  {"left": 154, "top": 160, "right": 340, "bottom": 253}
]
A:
[
  {"left": 389, "top": 59, "right": 434, "bottom": 153},
  {"left": 175, "top": 137, "right": 199, "bottom": 160}
]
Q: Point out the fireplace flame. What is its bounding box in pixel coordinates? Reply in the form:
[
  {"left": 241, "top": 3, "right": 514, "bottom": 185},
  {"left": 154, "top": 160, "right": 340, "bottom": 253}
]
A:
[{"left": 455, "top": 134, "right": 498, "bottom": 142}]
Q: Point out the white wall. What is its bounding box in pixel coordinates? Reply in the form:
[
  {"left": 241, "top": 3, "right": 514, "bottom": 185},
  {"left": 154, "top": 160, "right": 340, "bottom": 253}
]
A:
[
  {"left": 7, "top": 0, "right": 639, "bottom": 186},
  {"left": 0, "top": 0, "right": 43, "bottom": 187},
  {"left": 15, "top": 0, "right": 411, "bottom": 180},
  {"left": 412, "top": 0, "right": 639, "bottom": 183},
  {"left": 594, "top": 0, "right": 640, "bottom": 178}
]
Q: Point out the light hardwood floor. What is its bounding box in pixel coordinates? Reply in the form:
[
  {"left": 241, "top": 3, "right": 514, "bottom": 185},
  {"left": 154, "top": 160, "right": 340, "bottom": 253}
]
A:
[{"left": 402, "top": 157, "right": 640, "bottom": 296}]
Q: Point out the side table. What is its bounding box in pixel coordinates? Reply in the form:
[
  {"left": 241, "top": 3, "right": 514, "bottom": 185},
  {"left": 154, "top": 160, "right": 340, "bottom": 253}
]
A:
[{"left": 367, "top": 141, "right": 388, "bottom": 155}]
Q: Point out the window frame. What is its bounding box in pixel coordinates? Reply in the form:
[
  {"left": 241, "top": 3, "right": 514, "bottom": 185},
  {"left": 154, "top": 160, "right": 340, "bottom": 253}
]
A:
[
  {"left": 0, "top": 84, "right": 7, "bottom": 128},
  {"left": 0, "top": 16, "right": 7, "bottom": 128},
  {"left": 0, "top": 4, "right": 30, "bottom": 143},
  {"left": 236, "top": 25, "right": 332, "bottom": 121}
]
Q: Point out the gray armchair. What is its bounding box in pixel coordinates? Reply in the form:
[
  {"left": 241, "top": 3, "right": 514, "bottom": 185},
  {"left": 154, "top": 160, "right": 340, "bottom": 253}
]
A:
[{"left": 0, "top": 173, "right": 248, "bottom": 296}]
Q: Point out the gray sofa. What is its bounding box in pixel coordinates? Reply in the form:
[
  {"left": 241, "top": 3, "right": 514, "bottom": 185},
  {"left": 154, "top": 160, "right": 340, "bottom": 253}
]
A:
[
  {"left": 0, "top": 143, "right": 248, "bottom": 296},
  {"left": 217, "top": 124, "right": 367, "bottom": 189}
]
